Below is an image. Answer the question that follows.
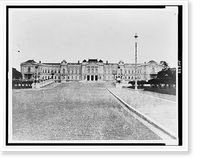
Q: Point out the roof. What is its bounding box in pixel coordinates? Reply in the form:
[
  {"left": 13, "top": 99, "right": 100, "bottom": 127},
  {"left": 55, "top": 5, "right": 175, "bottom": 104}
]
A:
[
  {"left": 148, "top": 60, "right": 156, "bottom": 63},
  {"left": 88, "top": 59, "right": 98, "bottom": 62},
  {"left": 68, "top": 63, "right": 81, "bottom": 66},
  {"left": 24, "top": 60, "right": 36, "bottom": 63},
  {"left": 42, "top": 63, "right": 60, "bottom": 65}
]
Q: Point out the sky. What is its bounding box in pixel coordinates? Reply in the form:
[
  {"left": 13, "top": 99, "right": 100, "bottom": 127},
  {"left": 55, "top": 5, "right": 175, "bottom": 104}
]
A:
[{"left": 10, "top": 7, "right": 178, "bottom": 71}]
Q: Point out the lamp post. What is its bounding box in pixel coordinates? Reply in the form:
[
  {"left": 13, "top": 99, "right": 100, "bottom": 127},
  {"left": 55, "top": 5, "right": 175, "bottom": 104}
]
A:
[
  {"left": 35, "top": 65, "right": 38, "bottom": 83},
  {"left": 134, "top": 33, "right": 138, "bottom": 90}
]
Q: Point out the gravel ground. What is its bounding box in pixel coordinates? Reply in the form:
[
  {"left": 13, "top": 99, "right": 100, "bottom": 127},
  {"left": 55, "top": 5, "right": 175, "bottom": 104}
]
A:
[
  {"left": 12, "top": 82, "right": 161, "bottom": 140},
  {"left": 108, "top": 88, "right": 177, "bottom": 133}
]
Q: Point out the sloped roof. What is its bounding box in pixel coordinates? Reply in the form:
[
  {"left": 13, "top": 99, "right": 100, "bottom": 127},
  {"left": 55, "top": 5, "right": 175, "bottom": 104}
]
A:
[
  {"left": 88, "top": 59, "right": 98, "bottom": 62},
  {"left": 148, "top": 60, "right": 156, "bottom": 63},
  {"left": 43, "top": 63, "right": 60, "bottom": 65},
  {"left": 24, "top": 60, "right": 36, "bottom": 63},
  {"left": 68, "top": 63, "right": 81, "bottom": 66}
]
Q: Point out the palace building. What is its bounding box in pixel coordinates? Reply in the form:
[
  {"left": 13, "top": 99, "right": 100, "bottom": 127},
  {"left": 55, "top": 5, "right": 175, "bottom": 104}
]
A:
[{"left": 20, "top": 59, "right": 164, "bottom": 82}]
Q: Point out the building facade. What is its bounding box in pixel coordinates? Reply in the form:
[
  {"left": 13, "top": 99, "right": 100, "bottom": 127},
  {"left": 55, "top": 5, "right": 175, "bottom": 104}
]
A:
[{"left": 20, "top": 59, "right": 164, "bottom": 82}]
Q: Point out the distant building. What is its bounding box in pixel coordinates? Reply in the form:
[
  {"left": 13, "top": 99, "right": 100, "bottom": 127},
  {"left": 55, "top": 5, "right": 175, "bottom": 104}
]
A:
[{"left": 20, "top": 59, "right": 163, "bottom": 82}]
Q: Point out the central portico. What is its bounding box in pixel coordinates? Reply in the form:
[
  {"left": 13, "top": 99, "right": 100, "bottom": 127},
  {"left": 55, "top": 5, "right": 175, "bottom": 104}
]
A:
[{"left": 82, "top": 59, "right": 104, "bottom": 82}]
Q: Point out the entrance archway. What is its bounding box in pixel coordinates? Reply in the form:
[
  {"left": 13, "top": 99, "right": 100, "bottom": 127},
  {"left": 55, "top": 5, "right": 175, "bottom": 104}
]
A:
[
  {"left": 87, "top": 75, "right": 90, "bottom": 81},
  {"left": 91, "top": 75, "right": 94, "bottom": 81},
  {"left": 95, "top": 75, "right": 98, "bottom": 81}
]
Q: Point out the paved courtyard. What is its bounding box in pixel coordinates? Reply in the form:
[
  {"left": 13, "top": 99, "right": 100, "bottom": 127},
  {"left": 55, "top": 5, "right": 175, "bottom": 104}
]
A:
[{"left": 12, "top": 82, "right": 161, "bottom": 140}]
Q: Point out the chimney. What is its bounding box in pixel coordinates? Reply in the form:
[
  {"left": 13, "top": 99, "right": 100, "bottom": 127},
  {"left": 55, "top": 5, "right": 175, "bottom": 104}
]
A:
[
  {"left": 78, "top": 60, "right": 80, "bottom": 64},
  {"left": 106, "top": 61, "right": 108, "bottom": 64},
  {"left": 39, "top": 61, "right": 41, "bottom": 63}
]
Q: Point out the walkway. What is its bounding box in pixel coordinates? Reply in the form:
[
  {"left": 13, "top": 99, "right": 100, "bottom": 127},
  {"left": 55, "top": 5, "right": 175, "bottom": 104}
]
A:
[{"left": 107, "top": 88, "right": 177, "bottom": 134}]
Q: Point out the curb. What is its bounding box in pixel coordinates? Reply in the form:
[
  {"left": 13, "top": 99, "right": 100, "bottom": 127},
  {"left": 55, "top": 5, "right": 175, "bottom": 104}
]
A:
[{"left": 106, "top": 88, "right": 177, "bottom": 140}]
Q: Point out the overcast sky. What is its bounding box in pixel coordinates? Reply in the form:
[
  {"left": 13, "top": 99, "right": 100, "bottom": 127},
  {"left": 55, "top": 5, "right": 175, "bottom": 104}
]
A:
[{"left": 10, "top": 7, "right": 178, "bottom": 71}]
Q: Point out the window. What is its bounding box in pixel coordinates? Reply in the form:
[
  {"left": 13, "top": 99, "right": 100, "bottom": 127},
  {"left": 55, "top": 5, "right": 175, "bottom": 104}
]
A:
[
  {"left": 28, "top": 67, "right": 31, "bottom": 72},
  {"left": 152, "top": 67, "right": 155, "bottom": 73}
]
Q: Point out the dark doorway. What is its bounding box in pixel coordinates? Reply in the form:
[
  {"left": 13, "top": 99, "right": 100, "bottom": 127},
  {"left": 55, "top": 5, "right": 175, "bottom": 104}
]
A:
[
  {"left": 91, "top": 75, "right": 94, "bottom": 81},
  {"left": 95, "top": 75, "right": 98, "bottom": 81},
  {"left": 87, "top": 75, "right": 90, "bottom": 81}
]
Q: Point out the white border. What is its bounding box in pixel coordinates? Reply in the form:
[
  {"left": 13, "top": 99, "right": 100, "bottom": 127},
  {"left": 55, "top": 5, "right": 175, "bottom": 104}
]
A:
[{"left": 0, "top": 1, "right": 188, "bottom": 152}]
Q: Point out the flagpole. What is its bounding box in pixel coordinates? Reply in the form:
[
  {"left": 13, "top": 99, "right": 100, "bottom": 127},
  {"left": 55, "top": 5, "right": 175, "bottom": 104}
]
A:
[{"left": 134, "top": 33, "right": 138, "bottom": 90}]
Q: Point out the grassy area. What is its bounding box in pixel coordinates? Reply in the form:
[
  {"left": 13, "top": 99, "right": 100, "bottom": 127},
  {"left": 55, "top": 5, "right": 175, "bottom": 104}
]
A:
[{"left": 143, "top": 87, "right": 176, "bottom": 95}]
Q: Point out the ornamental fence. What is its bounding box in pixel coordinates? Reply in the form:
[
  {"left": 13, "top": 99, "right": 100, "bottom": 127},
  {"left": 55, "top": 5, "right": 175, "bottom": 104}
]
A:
[{"left": 12, "top": 79, "right": 54, "bottom": 89}]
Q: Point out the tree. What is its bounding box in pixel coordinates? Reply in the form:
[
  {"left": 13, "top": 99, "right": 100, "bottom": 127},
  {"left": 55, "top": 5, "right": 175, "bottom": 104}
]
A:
[
  {"left": 160, "top": 61, "right": 169, "bottom": 70},
  {"left": 148, "top": 68, "right": 176, "bottom": 86},
  {"left": 12, "top": 68, "right": 22, "bottom": 80}
]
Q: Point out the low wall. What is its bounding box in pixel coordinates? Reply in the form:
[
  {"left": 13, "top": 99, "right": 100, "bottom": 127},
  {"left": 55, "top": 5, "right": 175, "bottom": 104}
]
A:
[
  {"left": 32, "top": 79, "right": 54, "bottom": 89},
  {"left": 115, "top": 82, "right": 132, "bottom": 88},
  {"left": 13, "top": 80, "right": 33, "bottom": 89}
]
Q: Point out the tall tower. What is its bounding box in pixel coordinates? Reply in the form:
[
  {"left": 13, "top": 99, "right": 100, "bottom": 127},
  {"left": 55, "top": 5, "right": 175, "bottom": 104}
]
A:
[{"left": 134, "top": 33, "right": 138, "bottom": 90}]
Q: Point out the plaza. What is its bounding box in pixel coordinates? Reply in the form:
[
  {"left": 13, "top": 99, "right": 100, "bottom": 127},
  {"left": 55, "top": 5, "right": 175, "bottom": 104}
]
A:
[{"left": 12, "top": 82, "right": 176, "bottom": 141}]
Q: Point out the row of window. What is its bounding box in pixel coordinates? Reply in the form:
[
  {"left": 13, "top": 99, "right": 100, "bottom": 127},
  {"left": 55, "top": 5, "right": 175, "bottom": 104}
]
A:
[
  {"left": 124, "top": 69, "right": 143, "bottom": 74},
  {"left": 41, "top": 69, "right": 82, "bottom": 74},
  {"left": 41, "top": 75, "right": 81, "bottom": 80},
  {"left": 88, "top": 68, "right": 98, "bottom": 73},
  {"left": 42, "top": 69, "right": 60, "bottom": 74},
  {"left": 104, "top": 76, "right": 142, "bottom": 80},
  {"left": 103, "top": 69, "right": 144, "bottom": 74},
  {"left": 87, "top": 66, "right": 98, "bottom": 69}
]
